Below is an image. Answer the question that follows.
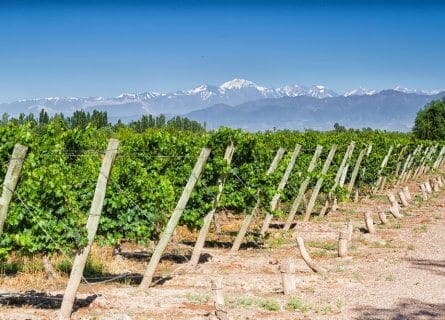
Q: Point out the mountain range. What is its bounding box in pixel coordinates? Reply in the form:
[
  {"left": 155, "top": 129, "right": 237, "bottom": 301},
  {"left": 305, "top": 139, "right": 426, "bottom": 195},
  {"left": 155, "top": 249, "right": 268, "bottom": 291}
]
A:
[{"left": 1, "top": 78, "right": 444, "bottom": 131}]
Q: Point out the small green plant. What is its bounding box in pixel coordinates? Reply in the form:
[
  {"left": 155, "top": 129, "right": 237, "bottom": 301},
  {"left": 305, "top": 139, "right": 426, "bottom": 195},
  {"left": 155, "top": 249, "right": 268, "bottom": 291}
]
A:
[
  {"left": 56, "top": 257, "right": 105, "bottom": 277},
  {"left": 414, "top": 224, "right": 427, "bottom": 233},
  {"left": 286, "top": 296, "right": 310, "bottom": 312},
  {"left": 228, "top": 295, "right": 256, "bottom": 308},
  {"left": 185, "top": 293, "right": 211, "bottom": 304},
  {"left": 259, "top": 298, "right": 280, "bottom": 311},
  {"left": 385, "top": 274, "right": 395, "bottom": 281}
]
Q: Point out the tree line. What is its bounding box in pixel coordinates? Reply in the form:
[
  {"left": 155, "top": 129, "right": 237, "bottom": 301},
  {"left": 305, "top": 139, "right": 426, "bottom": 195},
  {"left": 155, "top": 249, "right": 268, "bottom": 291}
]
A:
[{"left": 0, "top": 109, "right": 206, "bottom": 133}]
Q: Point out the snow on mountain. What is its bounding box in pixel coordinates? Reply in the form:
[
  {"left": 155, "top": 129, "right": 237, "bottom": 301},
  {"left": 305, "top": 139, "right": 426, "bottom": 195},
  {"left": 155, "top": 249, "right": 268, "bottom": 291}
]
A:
[
  {"left": 344, "top": 88, "right": 378, "bottom": 97},
  {"left": 307, "top": 85, "right": 339, "bottom": 98},
  {"left": 393, "top": 86, "right": 444, "bottom": 95},
  {"left": 2, "top": 79, "right": 443, "bottom": 121}
]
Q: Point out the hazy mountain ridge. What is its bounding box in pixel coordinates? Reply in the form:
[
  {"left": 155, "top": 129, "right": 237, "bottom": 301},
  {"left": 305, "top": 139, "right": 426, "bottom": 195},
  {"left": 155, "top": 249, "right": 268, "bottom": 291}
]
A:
[
  {"left": 1, "top": 79, "right": 444, "bottom": 131},
  {"left": 186, "top": 90, "right": 445, "bottom": 131}
]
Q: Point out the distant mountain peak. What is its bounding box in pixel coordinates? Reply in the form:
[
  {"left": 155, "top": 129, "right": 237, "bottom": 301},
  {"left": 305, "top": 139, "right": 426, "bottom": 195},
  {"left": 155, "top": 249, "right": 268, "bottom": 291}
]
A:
[
  {"left": 344, "top": 88, "right": 378, "bottom": 97},
  {"left": 219, "top": 78, "right": 262, "bottom": 90}
]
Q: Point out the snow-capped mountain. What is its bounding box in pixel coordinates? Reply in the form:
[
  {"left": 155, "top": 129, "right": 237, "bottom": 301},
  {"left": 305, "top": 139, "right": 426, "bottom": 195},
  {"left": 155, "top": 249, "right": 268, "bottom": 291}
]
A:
[
  {"left": 344, "top": 88, "right": 379, "bottom": 97},
  {"left": 393, "top": 86, "right": 444, "bottom": 95},
  {"left": 1, "top": 79, "right": 443, "bottom": 125}
]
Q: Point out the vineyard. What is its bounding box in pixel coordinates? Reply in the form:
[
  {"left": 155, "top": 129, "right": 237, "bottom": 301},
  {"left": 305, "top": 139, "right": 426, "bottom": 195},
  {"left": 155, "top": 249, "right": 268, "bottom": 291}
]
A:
[{"left": 0, "top": 120, "right": 444, "bottom": 319}]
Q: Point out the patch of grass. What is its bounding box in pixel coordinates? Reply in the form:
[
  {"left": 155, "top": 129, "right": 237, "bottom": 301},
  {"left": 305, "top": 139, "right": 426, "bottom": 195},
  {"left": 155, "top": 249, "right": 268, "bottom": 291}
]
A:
[
  {"left": 226, "top": 295, "right": 257, "bottom": 308},
  {"left": 259, "top": 298, "right": 280, "bottom": 311},
  {"left": 266, "top": 232, "right": 287, "bottom": 249},
  {"left": 185, "top": 293, "right": 211, "bottom": 304},
  {"left": 414, "top": 224, "right": 427, "bottom": 234},
  {"left": 286, "top": 296, "right": 310, "bottom": 312},
  {"left": 385, "top": 274, "right": 395, "bottom": 281},
  {"left": 56, "top": 257, "right": 105, "bottom": 277},
  {"left": 0, "top": 260, "right": 23, "bottom": 275}
]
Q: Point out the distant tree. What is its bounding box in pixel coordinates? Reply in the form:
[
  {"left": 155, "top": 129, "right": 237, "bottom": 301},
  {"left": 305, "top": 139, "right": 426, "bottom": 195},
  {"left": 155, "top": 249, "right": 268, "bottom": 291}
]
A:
[
  {"left": 38, "top": 109, "right": 49, "bottom": 125},
  {"left": 333, "top": 122, "right": 346, "bottom": 132},
  {"left": 413, "top": 98, "right": 445, "bottom": 140}
]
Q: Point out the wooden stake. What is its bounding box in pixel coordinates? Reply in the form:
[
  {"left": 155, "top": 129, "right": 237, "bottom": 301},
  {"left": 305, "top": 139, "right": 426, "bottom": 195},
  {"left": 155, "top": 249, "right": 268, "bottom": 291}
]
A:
[
  {"left": 347, "top": 148, "right": 366, "bottom": 194},
  {"left": 425, "top": 181, "right": 432, "bottom": 194},
  {"left": 432, "top": 179, "right": 440, "bottom": 192},
  {"left": 364, "top": 211, "right": 376, "bottom": 234},
  {"left": 420, "top": 183, "right": 428, "bottom": 201},
  {"left": 339, "top": 163, "right": 349, "bottom": 187},
  {"left": 60, "top": 139, "right": 119, "bottom": 319},
  {"left": 353, "top": 189, "right": 359, "bottom": 203},
  {"left": 296, "top": 236, "right": 326, "bottom": 274},
  {"left": 379, "top": 177, "right": 387, "bottom": 192},
  {"left": 389, "top": 205, "right": 403, "bottom": 219},
  {"left": 0, "top": 143, "right": 28, "bottom": 236},
  {"left": 338, "top": 231, "right": 348, "bottom": 257},
  {"left": 346, "top": 221, "right": 354, "bottom": 242},
  {"left": 140, "top": 148, "right": 211, "bottom": 288},
  {"left": 319, "top": 200, "right": 329, "bottom": 217},
  {"left": 280, "top": 260, "right": 297, "bottom": 295},
  {"left": 331, "top": 141, "right": 355, "bottom": 192},
  {"left": 398, "top": 191, "right": 409, "bottom": 207},
  {"left": 230, "top": 148, "right": 285, "bottom": 252},
  {"left": 190, "top": 144, "right": 235, "bottom": 267},
  {"left": 211, "top": 278, "right": 228, "bottom": 320},
  {"left": 378, "top": 211, "right": 388, "bottom": 224},
  {"left": 303, "top": 144, "right": 337, "bottom": 222},
  {"left": 283, "top": 146, "right": 323, "bottom": 231},
  {"left": 402, "top": 186, "right": 411, "bottom": 201},
  {"left": 331, "top": 198, "right": 338, "bottom": 213},
  {"left": 261, "top": 144, "right": 301, "bottom": 236}
]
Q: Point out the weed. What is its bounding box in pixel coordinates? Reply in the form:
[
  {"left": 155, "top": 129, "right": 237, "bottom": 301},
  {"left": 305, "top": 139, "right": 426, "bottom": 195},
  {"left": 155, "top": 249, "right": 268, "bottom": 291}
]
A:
[
  {"left": 185, "top": 293, "right": 211, "bottom": 304},
  {"left": 286, "top": 296, "right": 310, "bottom": 312},
  {"left": 414, "top": 224, "right": 427, "bottom": 233},
  {"left": 259, "top": 298, "right": 280, "bottom": 311}
]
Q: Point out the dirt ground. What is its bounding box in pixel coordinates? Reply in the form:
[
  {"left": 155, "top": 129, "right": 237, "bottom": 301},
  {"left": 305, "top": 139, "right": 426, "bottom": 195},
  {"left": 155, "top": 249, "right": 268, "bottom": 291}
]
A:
[{"left": 1, "top": 174, "right": 444, "bottom": 320}]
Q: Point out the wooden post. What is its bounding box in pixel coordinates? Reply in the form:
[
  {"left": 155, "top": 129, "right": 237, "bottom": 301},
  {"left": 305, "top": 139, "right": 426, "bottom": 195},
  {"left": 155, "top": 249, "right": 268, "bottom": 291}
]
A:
[
  {"left": 402, "top": 186, "right": 411, "bottom": 201},
  {"left": 230, "top": 148, "right": 285, "bottom": 252},
  {"left": 318, "top": 200, "right": 329, "bottom": 217},
  {"left": 346, "top": 221, "right": 354, "bottom": 242},
  {"left": 425, "top": 181, "right": 432, "bottom": 194},
  {"left": 379, "top": 177, "right": 387, "bottom": 192},
  {"left": 140, "top": 148, "right": 211, "bottom": 289},
  {"left": 347, "top": 148, "right": 366, "bottom": 194},
  {"left": 433, "top": 146, "right": 445, "bottom": 169},
  {"left": 211, "top": 278, "right": 228, "bottom": 320},
  {"left": 283, "top": 146, "right": 323, "bottom": 231},
  {"left": 331, "top": 141, "right": 355, "bottom": 192},
  {"left": 280, "top": 260, "right": 297, "bottom": 295},
  {"left": 398, "top": 191, "right": 409, "bottom": 207},
  {"left": 373, "top": 146, "right": 394, "bottom": 193},
  {"left": 260, "top": 144, "right": 301, "bottom": 236},
  {"left": 420, "top": 183, "right": 428, "bottom": 201},
  {"left": 60, "top": 139, "right": 119, "bottom": 319},
  {"left": 432, "top": 179, "right": 440, "bottom": 192},
  {"left": 364, "top": 211, "right": 376, "bottom": 234},
  {"left": 331, "top": 198, "right": 338, "bottom": 213},
  {"left": 303, "top": 144, "right": 337, "bottom": 222},
  {"left": 353, "top": 189, "right": 359, "bottom": 203},
  {"left": 0, "top": 144, "right": 28, "bottom": 236},
  {"left": 338, "top": 231, "right": 348, "bottom": 257},
  {"left": 190, "top": 144, "right": 235, "bottom": 267},
  {"left": 296, "top": 236, "right": 326, "bottom": 274},
  {"left": 339, "top": 163, "right": 349, "bottom": 187},
  {"left": 378, "top": 211, "right": 388, "bottom": 224}
]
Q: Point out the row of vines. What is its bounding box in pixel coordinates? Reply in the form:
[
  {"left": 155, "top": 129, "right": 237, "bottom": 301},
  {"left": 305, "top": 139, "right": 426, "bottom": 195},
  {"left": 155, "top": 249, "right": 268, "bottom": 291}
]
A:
[{"left": 0, "top": 120, "right": 437, "bottom": 259}]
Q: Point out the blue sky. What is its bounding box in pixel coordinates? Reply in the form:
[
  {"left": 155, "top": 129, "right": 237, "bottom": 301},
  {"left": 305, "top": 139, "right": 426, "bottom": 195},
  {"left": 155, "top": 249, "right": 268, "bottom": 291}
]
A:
[{"left": 0, "top": 0, "right": 444, "bottom": 102}]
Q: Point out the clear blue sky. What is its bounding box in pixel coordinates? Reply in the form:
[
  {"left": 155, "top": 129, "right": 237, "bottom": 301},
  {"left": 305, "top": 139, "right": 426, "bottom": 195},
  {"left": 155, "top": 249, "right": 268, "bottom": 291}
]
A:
[{"left": 0, "top": 0, "right": 444, "bottom": 102}]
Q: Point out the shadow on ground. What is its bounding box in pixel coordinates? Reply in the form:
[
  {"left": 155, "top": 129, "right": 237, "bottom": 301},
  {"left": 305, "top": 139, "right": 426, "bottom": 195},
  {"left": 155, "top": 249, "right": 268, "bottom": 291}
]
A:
[
  {"left": 353, "top": 298, "right": 445, "bottom": 319},
  {"left": 407, "top": 259, "right": 445, "bottom": 277},
  {"left": 0, "top": 290, "right": 97, "bottom": 311}
]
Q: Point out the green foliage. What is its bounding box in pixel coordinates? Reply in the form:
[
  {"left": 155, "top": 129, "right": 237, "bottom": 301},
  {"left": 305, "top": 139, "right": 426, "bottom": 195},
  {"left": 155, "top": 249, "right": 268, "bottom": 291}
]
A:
[
  {"left": 0, "top": 116, "right": 437, "bottom": 259},
  {"left": 413, "top": 99, "right": 445, "bottom": 140}
]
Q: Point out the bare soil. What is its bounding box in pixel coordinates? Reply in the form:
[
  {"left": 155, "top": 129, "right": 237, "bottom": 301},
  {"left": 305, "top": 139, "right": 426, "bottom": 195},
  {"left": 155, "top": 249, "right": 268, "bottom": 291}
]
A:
[{"left": 1, "top": 175, "right": 444, "bottom": 319}]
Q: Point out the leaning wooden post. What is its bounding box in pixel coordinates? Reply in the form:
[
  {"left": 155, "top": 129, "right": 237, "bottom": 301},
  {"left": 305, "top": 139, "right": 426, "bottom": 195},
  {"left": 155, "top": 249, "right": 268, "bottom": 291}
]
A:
[
  {"left": 398, "top": 191, "right": 409, "bottom": 207},
  {"left": 296, "top": 236, "right": 326, "bottom": 274},
  {"left": 280, "top": 260, "right": 297, "bottom": 295},
  {"left": 373, "top": 145, "right": 394, "bottom": 193},
  {"left": 331, "top": 141, "right": 355, "bottom": 192},
  {"left": 347, "top": 148, "right": 367, "bottom": 195},
  {"left": 189, "top": 144, "right": 235, "bottom": 267},
  {"left": 230, "top": 148, "right": 285, "bottom": 252},
  {"left": 420, "top": 183, "right": 428, "bottom": 201},
  {"left": 387, "top": 192, "right": 402, "bottom": 218},
  {"left": 140, "top": 148, "right": 211, "bottom": 288},
  {"left": 211, "top": 278, "right": 228, "bottom": 320},
  {"left": 59, "top": 139, "right": 119, "bottom": 319},
  {"left": 260, "top": 144, "right": 301, "bottom": 236},
  {"left": 303, "top": 144, "right": 337, "bottom": 222},
  {"left": 346, "top": 221, "right": 354, "bottom": 242},
  {"left": 378, "top": 211, "right": 388, "bottom": 224},
  {"left": 0, "top": 143, "right": 28, "bottom": 236},
  {"left": 364, "top": 211, "right": 376, "bottom": 234},
  {"left": 425, "top": 181, "right": 433, "bottom": 194},
  {"left": 283, "top": 146, "right": 323, "bottom": 231},
  {"left": 402, "top": 186, "right": 411, "bottom": 201}
]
